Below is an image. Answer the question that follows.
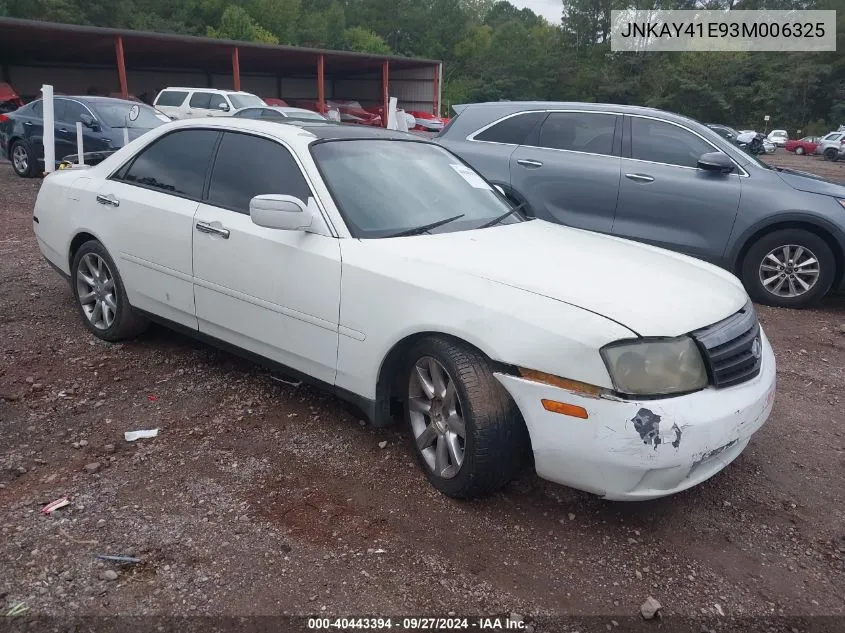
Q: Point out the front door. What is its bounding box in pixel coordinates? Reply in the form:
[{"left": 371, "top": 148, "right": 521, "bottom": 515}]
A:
[
  {"left": 192, "top": 130, "right": 341, "bottom": 384},
  {"left": 612, "top": 115, "right": 742, "bottom": 263},
  {"left": 94, "top": 127, "right": 220, "bottom": 328},
  {"left": 509, "top": 111, "right": 622, "bottom": 233}
]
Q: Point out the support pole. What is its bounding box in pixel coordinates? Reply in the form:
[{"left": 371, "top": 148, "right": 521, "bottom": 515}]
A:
[
  {"left": 42, "top": 84, "right": 55, "bottom": 174},
  {"left": 381, "top": 60, "right": 389, "bottom": 128},
  {"left": 317, "top": 55, "right": 325, "bottom": 113},
  {"left": 232, "top": 47, "right": 241, "bottom": 92},
  {"left": 76, "top": 122, "right": 85, "bottom": 165},
  {"left": 115, "top": 36, "right": 128, "bottom": 99}
]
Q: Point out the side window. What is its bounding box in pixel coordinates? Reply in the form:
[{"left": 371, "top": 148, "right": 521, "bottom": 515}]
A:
[
  {"left": 207, "top": 132, "right": 312, "bottom": 214},
  {"left": 473, "top": 112, "right": 546, "bottom": 145},
  {"left": 261, "top": 109, "right": 285, "bottom": 119},
  {"left": 631, "top": 117, "right": 714, "bottom": 168},
  {"left": 30, "top": 100, "right": 43, "bottom": 117},
  {"left": 189, "top": 92, "right": 212, "bottom": 109},
  {"left": 537, "top": 112, "right": 616, "bottom": 156},
  {"left": 58, "top": 100, "right": 90, "bottom": 124},
  {"left": 208, "top": 93, "right": 227, "bottom": 110},
  {"left": 155, "top": 91, "right": 187, "bottom": 107},
  {"left": 115, "top": 129, "right": 219, "bottom": 199}
]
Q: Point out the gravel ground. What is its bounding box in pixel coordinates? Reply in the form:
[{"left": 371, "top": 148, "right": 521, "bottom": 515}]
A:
[{"left": 0, "top": 151, "right": 844, "bottom": 632}]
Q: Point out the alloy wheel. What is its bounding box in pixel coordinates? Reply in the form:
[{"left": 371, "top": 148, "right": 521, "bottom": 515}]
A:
[
  {"left": 408, "top": 356, "right": 466, "bottom": 479},
  {"left": 759, "top": 244, "right": 820, "bottom": 298},
  {"left": 76, "top": 253, "right": 118, "bottom": 330},
  {"left": 12, "top": 145, "right": 28, "bottom": 174}
]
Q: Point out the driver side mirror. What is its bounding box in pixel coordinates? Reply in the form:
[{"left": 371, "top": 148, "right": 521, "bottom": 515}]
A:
[
  {"left": 217, "top": 102, "right": 230, "bottom": 112},
  {"left": 250, "top": 194, "right": 314, "bottom": 231},
  {"left": 697, "top": 152, "right": 734, "bottom": 174},
  {"left": 80, "top": 113, "right": 100, "bottom": 131}
]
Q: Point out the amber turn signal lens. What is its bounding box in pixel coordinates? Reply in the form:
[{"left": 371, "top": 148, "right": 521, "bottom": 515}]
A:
[
  {"left": 541, "top": 399, "right": 589, "bottom": 419},
  {"left": 518, "top": 368, "right": 602, "bottom": 397}
]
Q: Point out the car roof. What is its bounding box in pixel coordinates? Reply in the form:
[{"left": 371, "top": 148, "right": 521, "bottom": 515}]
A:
[
  {"left": 159, "top": 87, "right": 255, "bottom": 95},
  {"left": 24, "top": 95, "right": 150, "bottom": 106}
]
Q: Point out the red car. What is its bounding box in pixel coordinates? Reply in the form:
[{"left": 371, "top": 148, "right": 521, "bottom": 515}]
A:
[
  {"left": 784, "top": 136, "right": 820, "bottom": 155},
  {"left": 293, "top": 99, "right": 382, "bottom": 126},
  {"left": 0, "top": 82, "right": 24, "bottom": 114},
  {"left": 262, "top": 97, "right": 289, "bottom": 106}
]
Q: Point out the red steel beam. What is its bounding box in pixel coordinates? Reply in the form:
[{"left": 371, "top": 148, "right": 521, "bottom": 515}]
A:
[
  {"left": 232, "top": 47, "right": 241, "bottom": 92},
  {"left": 114, "top": 36, "right": 128, "bottom": 99},
  {"left": 317, "top": 54, "right": 325, "bottom": 113},
  {"left": 382, "top": 60, "right": 389, "bottom": 128}
]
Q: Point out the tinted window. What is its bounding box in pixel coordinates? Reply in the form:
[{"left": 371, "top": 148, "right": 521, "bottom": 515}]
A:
[
  {"left": 474, "top": 112, "right": 545, "bottom": 145},
  {"left": 207, "top": 132, "right": 311, "bottom": 214},
  {"left": 117, "top": 129, "right": 219, "bottom": 198},
  {"left": 56, "top": 99, "right": 91, "bottom": 123},
  {"left": 155, "top": 91, "right": 187, "bottom": 107},
  {"left": 537, "top": 112, "right": 616, "bottom": 155},
  {"left": 208, "top": 93, "right": 227, "bottom": 110},
  {"left": 25, "top": 100, "right": 43, "bottom": 117},
  {"left": 261, "top": 109, "right": 285, "bottom": 119},
  {"left": 233, "top": 108, "right": 262, "bottom": 119},
  {"left": 189, "top": 92, "right": 212, "bottom": 109},
  {"left": 631, "top": 117, "right": 714, "bottom": 168}
]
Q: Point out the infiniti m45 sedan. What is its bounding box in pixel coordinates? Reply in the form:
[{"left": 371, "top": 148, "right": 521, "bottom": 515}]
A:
[{"left": 33, "top": 118, "right": 776, "bottom": 501}]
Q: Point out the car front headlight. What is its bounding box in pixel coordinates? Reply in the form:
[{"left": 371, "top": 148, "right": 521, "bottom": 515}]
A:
[{"left": 601, "top": 337, "right": 708, "bottom": 397}]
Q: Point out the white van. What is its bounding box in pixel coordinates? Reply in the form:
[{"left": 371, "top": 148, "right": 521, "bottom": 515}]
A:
[{"left": 153, "top": 88, "right": 266, "bottom": 120}]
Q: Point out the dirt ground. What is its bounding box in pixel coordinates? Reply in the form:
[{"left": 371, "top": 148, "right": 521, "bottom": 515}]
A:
[{"left": 0, "top": 150, "right": 844, "bottom": 632}]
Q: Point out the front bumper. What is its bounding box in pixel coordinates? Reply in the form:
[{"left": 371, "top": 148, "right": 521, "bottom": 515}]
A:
[{"left": 495, "top": 331, "right": 776, "bottom": 501}]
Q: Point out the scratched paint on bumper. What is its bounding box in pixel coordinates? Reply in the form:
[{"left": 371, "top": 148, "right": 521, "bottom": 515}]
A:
[{"left": 495, "top": 331, "right": 777, "bottom": 501}]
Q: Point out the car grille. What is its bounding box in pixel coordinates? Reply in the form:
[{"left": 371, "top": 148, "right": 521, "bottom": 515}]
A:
[{"left": 691, "top": 301, "right": 762, "bottom": 389}]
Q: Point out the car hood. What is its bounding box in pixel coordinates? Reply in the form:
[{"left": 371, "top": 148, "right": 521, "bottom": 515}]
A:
[
  {"left": 370, "top": 220, "right": 747, "bottom": 337},
  {"left": 775, "top": 168, "right": 845, "bottom": 197}
]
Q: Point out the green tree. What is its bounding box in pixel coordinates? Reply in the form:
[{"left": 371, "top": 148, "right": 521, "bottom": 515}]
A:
[
  {"left": 342, "top": 25, "right": 391, "bottom": 53},
  {"left": 207, "top": 4, "right": 279, "bottom": 43}
]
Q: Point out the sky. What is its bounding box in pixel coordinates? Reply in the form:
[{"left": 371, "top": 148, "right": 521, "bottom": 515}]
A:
[{"left": 509, "top": 0, "right": 562, "bottom": 24}]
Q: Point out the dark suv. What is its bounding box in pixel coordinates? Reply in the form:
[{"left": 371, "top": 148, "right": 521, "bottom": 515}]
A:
[{"left": 435, "top": 101, "right": 845, "bottom": 308}]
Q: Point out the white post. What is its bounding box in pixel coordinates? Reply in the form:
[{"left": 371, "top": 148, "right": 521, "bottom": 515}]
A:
[
  {"left": 41, "top": 84, "right": 55, "bottom": 174},
  {"left": 75, "top": 122, "right": 85, "bottom": 166},
  {"left": 123, "top": 127, "right": 129, "bottom": 146},
  {"left": 386, "top": 96, "right": 398, "bottom": 130}
]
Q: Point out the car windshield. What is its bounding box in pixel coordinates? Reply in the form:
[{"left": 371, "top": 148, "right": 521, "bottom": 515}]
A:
[
  {"left": 94, "top": 102, "right": 167, "bottom": 129},
  {"left": 311, "top": 140, "right": 522, "bottom": 238},
  {"left": 228, "top": 93, "right": 265, "bottom": 109}
]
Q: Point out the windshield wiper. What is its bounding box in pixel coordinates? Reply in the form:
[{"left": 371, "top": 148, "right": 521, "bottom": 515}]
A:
[
  {"left": 383, "top": 213, "right": 465, "bottom": 238},
  {"left": 477, "top": 202, "right": 527, "bottom": 229}
]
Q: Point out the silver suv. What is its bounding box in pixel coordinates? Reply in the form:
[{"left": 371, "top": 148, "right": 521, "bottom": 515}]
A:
[{"left": 435, "top": 101, "right": 845, "bottom": 308}]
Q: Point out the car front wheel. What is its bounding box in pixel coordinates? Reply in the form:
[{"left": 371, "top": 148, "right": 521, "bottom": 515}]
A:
[
  {"left": 741, "top": 229, "right": 835, "bottom": 308},
  {"left": 795, "top": 146, "right": 804, "bottom": 155},
  {"left": 71, "top": 241, "right": 148, "bottom": 341},
  {"left": 404, "top": 336, "right": 528, "bottom": 499}
]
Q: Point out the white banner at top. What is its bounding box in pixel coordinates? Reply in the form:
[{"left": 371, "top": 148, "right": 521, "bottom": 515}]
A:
[{"left": 610, "top": 10, "right": 837, "bottom": 52}]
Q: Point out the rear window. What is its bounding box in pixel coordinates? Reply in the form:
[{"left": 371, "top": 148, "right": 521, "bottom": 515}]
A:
[
  {"left": 155, "top": 91, "right": 187, "bottom": 107},
  {"left": 473, "top": 112, "right": 546, "bottom": 145}
]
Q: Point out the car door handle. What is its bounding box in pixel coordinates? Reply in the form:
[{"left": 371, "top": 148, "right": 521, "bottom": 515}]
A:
[
  {"left": 24, "top": 121, "right": 33, "bottom": 126},
  {"left": 625, "top": 173, "right": 655, "bottom": 183},
  {"left": 517, "top": 159, "right": 543, "bottom": 168},
  {"left": 196, "top": 221, "right": 230, "bottom": 239},
  {"left": 95, "top": 194, "right": 120, "bottom": 207}
]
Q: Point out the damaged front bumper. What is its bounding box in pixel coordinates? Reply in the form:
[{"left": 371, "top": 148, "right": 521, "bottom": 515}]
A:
[{"left": 495, "top": 331, "right": 776, "bottom": 501}]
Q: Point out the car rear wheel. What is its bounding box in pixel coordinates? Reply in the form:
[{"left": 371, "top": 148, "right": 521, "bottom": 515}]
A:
[
  {"left": 823, "top": 147, "right": 838, "bottom": 161},
  {"left": 741, "top": 229, "right": 835, "bottom": 308},
  {"left": 10, "top": 140, "right": 37, "bottom": 178},
  {"left": 404, "top": 336, "right": 528, "bottom": 499},
  {"left": 795, "top": 146, "right": 804, "bottom": 155},
  {"left": 71, "top": 241, "right": 148, "bottom": 341}
]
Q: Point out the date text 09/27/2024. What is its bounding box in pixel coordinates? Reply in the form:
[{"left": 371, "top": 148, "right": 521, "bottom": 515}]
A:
[{"left": 307, "top": 617, "right": 527, "bottom": 630}]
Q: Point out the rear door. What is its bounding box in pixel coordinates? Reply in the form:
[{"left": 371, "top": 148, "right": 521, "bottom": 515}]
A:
[
  {"left": 612, "top": 115, "right": 742, "bottom": 263},
  {"left": 9, "top": 100, "right": 45, "bottom": 161},
  {"left": 509, "top": 110, "right": 622, "bottom": 233}
]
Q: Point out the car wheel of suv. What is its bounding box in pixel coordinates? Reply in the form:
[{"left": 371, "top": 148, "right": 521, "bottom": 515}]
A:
[
  {"left": 404, "top": 336, "right": 528, "bottom": 499},
  {"left": 823, "top": 148, "right": 838, "bottom": 161},
  {"left": 741, "top": 229, "right": 835, "bottom": 308},
  {"left": 795, "top": 146, "right": 804, "bottom": 155},
  {"left": 10, "top": 140, "right": 37, "bottom": 178},
  {"left": 71, "top": 241, "right": 148, "bottom": 341}
]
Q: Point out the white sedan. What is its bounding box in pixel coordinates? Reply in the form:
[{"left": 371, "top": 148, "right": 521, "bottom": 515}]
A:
[{"left": 33, "top": 117, "right": 776, "bottom": 501}]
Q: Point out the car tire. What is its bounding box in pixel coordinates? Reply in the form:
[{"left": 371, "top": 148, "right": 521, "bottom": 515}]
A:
[
  {"left": 10, "top": 140, "right": 37, "bottom": 178},
  {"left": 741, "top": 229, "right": 835, "bottom": 308},
  {"left": 71, "top": 240, "right": 148, "bottom": 341},
  {"left": 403, "top": 336, "right": 528, "bottom": 499},
  {"left": 795, "top": 146, "right": 804, "bottom": 155},
  {"left": 823, "top": 148, "right": 838, "bottom": 161}
]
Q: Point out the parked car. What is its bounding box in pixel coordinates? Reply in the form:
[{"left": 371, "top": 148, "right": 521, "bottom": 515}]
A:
[
  {"left": 1, "top": 96, "right": 170, "bottom": 178},
  {"left": 33, "top": 117, "right": 776, "bottom": 501},
  {"left": 294, "top": 99, "right": 382, "bottom": 126},
  {"left": 152, "top": 87, "right": 265, "bottom": 119},
  {"left": 0, "top": 82, "right": 24, "bottom": 114},
  {"left": 705, "top": 123, "right": 740, "bottom": 143},
  {"left": 784, "top": 136, "right": 820, "bottom": 155},
  {"left": 435, "top": 101, "right": 845, "bottom": 308},
  {"left": 767, "top": 129, "right": 788, "bottom": 147},
  {"left": 232, "top": 106, "right": 328, "bottom": 122},
  {"left": 818, "top": 131, "right": 845, "bottom": 161},
  {"left": 262, "top": 97, "right": 289, "bottom": 106}
]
